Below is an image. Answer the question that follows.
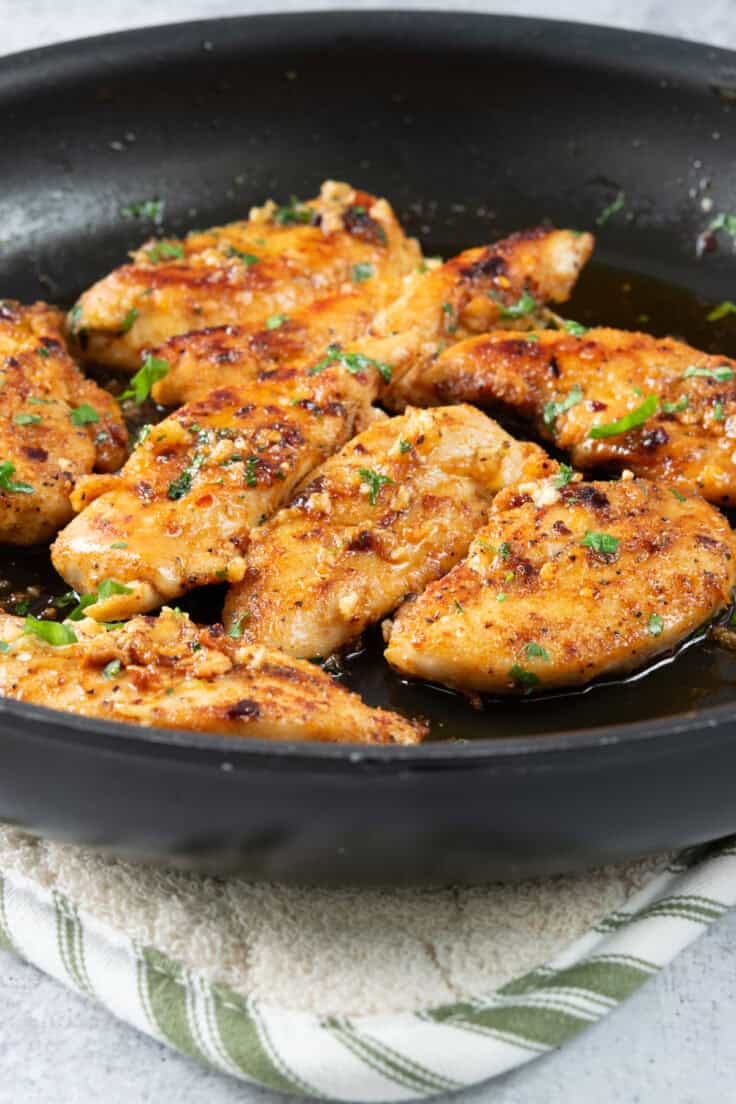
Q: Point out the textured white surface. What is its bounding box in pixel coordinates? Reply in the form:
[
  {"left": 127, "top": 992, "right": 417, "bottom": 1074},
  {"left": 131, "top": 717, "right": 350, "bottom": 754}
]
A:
[{"left": 1, "top": 0, "right": 735, "bottom": 1101}]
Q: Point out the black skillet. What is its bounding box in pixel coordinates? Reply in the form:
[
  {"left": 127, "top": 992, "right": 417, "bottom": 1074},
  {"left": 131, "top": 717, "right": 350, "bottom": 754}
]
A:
[{"left": 1, "top": 12, "right": 736, "bottom": 884}]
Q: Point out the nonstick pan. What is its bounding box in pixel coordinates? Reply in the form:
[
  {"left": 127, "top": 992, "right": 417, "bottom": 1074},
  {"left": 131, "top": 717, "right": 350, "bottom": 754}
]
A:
[{"left": 1, "top": 12, "right": 736, "bottom": 884}]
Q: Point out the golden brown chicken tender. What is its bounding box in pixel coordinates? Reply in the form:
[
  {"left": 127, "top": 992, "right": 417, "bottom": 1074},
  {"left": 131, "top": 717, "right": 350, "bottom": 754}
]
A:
[
  {"left": 224, "top": 405, "right": 553, "bottom": 658},
  {"left": 69, "top": 181, "right": 421, "bottom": 371},
  {"left": 0, "top": 300, "right": 127, "bottom": 545},
  {"left": 50, "top": 364, "right": 379, "bottom": 620},
  {"left": 385, "top": 475, "right": 736, "bottom": 693},
  {"left": 411, "top": 326, "right": 736, "bottom": 505},
  {"left": 0, "top": 608, "right": 424, "bottom": 744}
]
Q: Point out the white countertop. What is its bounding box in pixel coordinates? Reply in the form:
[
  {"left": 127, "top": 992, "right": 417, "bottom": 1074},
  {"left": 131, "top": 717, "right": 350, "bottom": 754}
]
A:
[{"left": 1, "top": 1, "right": 735, "bottom": 1101}]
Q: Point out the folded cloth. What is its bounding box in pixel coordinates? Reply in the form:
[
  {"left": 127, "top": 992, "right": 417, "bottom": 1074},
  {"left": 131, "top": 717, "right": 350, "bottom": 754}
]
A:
[{"left": 0, "top": 826, "right": 733, "bottom": 1100}]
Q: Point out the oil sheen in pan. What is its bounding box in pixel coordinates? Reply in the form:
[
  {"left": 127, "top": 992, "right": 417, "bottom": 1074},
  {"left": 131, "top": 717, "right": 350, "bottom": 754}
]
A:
[{"left": 1, "top": 262, "right": 735, "bottom": 742}]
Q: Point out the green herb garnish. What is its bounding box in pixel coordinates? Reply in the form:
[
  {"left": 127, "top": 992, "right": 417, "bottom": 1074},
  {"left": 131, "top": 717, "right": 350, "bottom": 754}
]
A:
[
  {"left": 0, "top": 461, "right": 33, "bottom": 495},
  {"left": 225, "top": 246, "right": 260, "bottom": 265},
  {"left": 121, "top": 198, "right": 164, "bottom": 222},
  {"left": 682, "top": 364, "right": 734, "bottom": 382},
  {"left": 37, "top": 346, "right": 50, "bottom": 358},
  {"left": 453, "top": 599, "right": 464, "bottom": 614},
  {"left": 244, "top": 456, "right": 259, "bottom": 487},
  {"left": 581, "top": 530, "right": 620, "bottom": 556},
  {"left": 102, "top": 659, "right": 122, "bottom": 679},
  {"left": 351, "top": 263, "right": 374, "bottom": 283},
  {"left": 707, "top": 301, "right": 736, "bottom": 322},
  {"left": 596, "top": 191, "right": 625, "bottom": 225},
  {"left": 13, "top": 413, "right": 41, "bottom": 426},
  {"left": 543, "top": 384, "right": 583, "bottom": 428},
  {"left": 167, "top": 451, "right": 207, "bottom": 500},
  {"left": 708, "top": 212, "right": 736, "bottom": 237},
  {"left": 671, "top": 488, "right": 687, "bottom": 503},
  {"left": 359, "top": 467, "right": 393, "bottom": 505},
  {"left": 662, "top": 396, "right": 689, "bottom": 414},
  {"left": 648, "top": 613, "right": 664, "bottom": 636},
  {"left": 560, "top": 319, "right": 588, "bottom": 337},
  {"left": 69, "top": 403, "right": 100, "bottom": 426},
  {"left": 309, "top": 344, "right": 392, "bottom": 382},
  {"left": 227, "top": 613, "right": 250, "bottom": 639},
  {"left": 523, "top": 641, "right": 550, "bottom": 661},
  {"left": 121, "top": 355, "right": 169, "bottom": 403},
  {"left": 145, "top": 241, "right": 184, "bottom": 263},
  {"left": 713, "top": 401, "right": 726, "bottom": 422},
  {"left": 23, "top": 617, "right": 77, "bottom": 646},
  {"left": 110, "top": 541, "right": 128, "bottom": 549},
  {"left": 554, "top": 463, "right": 575, "bottom": 489},
  {"left": 398, "top": 439, "right": 413, "bottom": 454},
  {"left": 273, "top": 197, "right": 312, "bottom": 226},
  {"left": 265, "top": 313, "right": 288, "bottom": 330},
  {"left": 119, "top": 307, "right": 138, "bottom": 333},
  {"left": 509, "top": 663, "right": 540, "bottom": 690},
  {"left": 496, "top": 289, "right": 538, "bottom": 320},
  {"left": 588, "top": 395, "right": 658, "bottom": 439}
]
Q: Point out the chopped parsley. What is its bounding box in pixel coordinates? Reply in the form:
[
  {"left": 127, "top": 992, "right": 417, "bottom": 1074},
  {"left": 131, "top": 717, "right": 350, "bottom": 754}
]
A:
[
  {"left": 714, "top": 401, "right": 726, "bottom": 421},
  {"left": 309, "top": 344, "right": 392, "bottom": 382},
  {"left": 227, "top": 613, "right": 250, "bottom": 639},
  {"left": 145, "top": 241, "right": 184, "bottom": 263},
  {"left": 167, "top": 450, "right": 207, "bottom": 500},
  {"left": 23, "top": 617, "right": 77, "bottom": 646},
  {"left": 498, "top": 289, "right": 538, "bottom": 320},
  {"left": 707, "top": 301, "right": 736, "bottom": 322},
  {"left": 453, "top": 599, "right": 464, "bottom": 614},
  {"left": 543, "top": 384, "right": 583, "bottom": 428},
  {"left": 13, "top": 413, "right": 41, "bottom": 426},
  {"left": 359, "top": 467, "right": 393, "bottom": 505},
  {"left": 68, "top": 304, "right": 84, "bottom": 335},
  {"left": 708, "top": 212, "right": 736, "bottom": 237},
  {"left": 670, "top": 488, "right": 687, "bottom": 503},
  {"left": 119, "top": 307, "right": 138, "bottom": 333},
  {"left": 682, "top": 364, "right": 734, "bottom": 382},
  {"left": 398, "top": 438, "right": 413, "bottom": 454},
  {"left": 498, "top": 541, "right": 511, "bottom": 559},
  {"left": 509, "top": 663, "right": 540, "bottom": 690},
  {"left": 554, "top": 463, "right": 575, "bottom": 489},
  {"left": 37, "top": 346, "right": 50, "bottom": 358},
  {"left": 121, "top": 197, "right": 164, "bottom": 222},
  {"left": 496, "top": 592, "right": 507, "bottom": 602},
  {"left": 441, "top": 302, "right": 457, "bottom": 332},
  {"left": 265, "top": 313, "right": 288, "bottom": 330},
  {"left": 225, "top": 246, "right": 260, "bottom": 265},
  {"left": 102, "top": 659, "right": 122, "bottom": 679},
  {"left": 662, "top": 395, "right": 689, "bottom": 414},
  {"left": 588, "top": 395, "right": 658, "bottom": 439},
  {"left": 351, "top": 263, "right": 374, "bottom": 283},
  {"left": 560, "top": 318, "right": 588, "bottom": 337},
  {"left": 68, "top": 579, "right": 134, "bottom": 621},
  {"left": 0, "top": 460, "right": 33, "bottom": 495},
  {"left": 244, "top": 456, "right": 259, "bottom": 487},
  {"left": 523, "top": 641, "right": 550, "bottom": 661},
  {"left": 110, "top": 541, "right": 128, "bottom": 549},
  {"left": 596, "top": 191, "right": 625, "bottom": 225},
  {"left": 121, "top": 355, "right": 169, "bottom": 403},
  {"left": 581, "top": 530, "right": 620, "bottom": 556},
  {"left": 273, "top": 197, "right": 312, "bottom": 226},
  {"left": 0, "top": 642, "right": 9, "bottom": 654},
  {"left": 648, "top": 613, "right": 664, "bottom": 637},
  {"left": 69, "top": 403, "right": 100, "bottom": 426}
]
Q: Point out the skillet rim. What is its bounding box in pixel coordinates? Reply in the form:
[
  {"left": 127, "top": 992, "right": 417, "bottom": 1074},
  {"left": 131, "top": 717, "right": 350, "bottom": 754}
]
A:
[{"left": 1, "top": 9, "right": 735, "bottom": 766}]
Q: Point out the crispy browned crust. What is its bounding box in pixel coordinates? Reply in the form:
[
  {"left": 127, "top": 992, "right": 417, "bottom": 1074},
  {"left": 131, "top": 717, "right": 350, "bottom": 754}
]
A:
[
  {"left": 0, "top": 608, "right": 424, "bottom": 744},
  {"left": 0, "top": 299, "right": 127, "bottom": 544},
  {"left": 386, "top": 476, "right": 736, "bottom": 693}
]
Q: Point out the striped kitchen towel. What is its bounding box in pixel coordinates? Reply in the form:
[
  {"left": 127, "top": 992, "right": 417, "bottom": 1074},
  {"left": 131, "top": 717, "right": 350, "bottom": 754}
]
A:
[{"left": 0, "top": 833, "right": 734, "bottom": 1100}]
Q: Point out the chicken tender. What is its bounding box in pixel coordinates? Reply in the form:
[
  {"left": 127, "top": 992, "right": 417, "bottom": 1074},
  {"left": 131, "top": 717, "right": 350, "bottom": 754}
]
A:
[
  {"left": 224, "top": 405, "right": 553, "bottom": 657},
  {"left": 385, "top": 475, "right": 736, "bottom": 693},
  {"left": 51, "top": 365, "right": 377, "bottom": 620},
  {"left": 416, "top": 327, "right": 736, "bottom": 505},
  {"left": 0, "top": 608, "right": 424, "bottom": 745},
  {"left": 380, "top": 226, "right": 594, "bottom": 409},
  {"left": 0, "top": 300, "right": 127, "bottom": 544},
  {"left": 69, "top": 181, "right": 421, "bottom": 371}
]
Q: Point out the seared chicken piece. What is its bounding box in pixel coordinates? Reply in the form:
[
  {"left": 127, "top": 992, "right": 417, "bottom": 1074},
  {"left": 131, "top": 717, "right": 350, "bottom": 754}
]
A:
[
  {"left": 379, "top": 227, "right": 594, "bottom": 409},
  {"left": 0, "top": 608, "right": 424, "bottom": 745},
  {"left": 415, "top": 327, "right": 736, "bottom": 505},
  {"left": 0, "top": 300, "right": 127, "bottom": 545},
  {"left": 385, "top": 475, "right": 736, "bottom": 693},
  {"left": 51, "top": 365, "right": 378, "bottom": 620},
  {"left": 69, "top": 181, "right": 421, "bottom": 371},
  {"left": 150, "top": 225, "right": 593, "bottom": 407},
  {"left": 224, "top": 405, "right": 553, "bottom": 657},
  {"left": 152, "top": 289, "right": 383, "bottom": 406}
]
